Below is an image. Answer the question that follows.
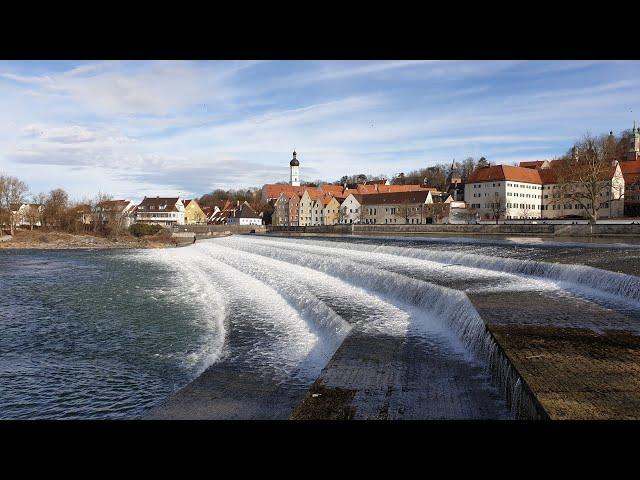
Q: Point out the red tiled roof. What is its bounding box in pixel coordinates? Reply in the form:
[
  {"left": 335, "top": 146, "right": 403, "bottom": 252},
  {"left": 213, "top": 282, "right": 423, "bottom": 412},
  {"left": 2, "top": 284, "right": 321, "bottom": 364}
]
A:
[
  {"left": 97, "top": 199, "right": 130, "bottom": 208},
  {"left": 319, "top": 184, "right": 347, "bottom": 198},
  {"left": 229, "top": 202, "right": 261, "bottom": 219},
  {"left": 537, "top": 168, "right": 559, "bottom": 184},
  {"left": 262, "top": 184, "right": 308, "bottom": 200},
  {"left": 620, "top": 160, "right": 640, "bottom": 183},
  {"left": 468, "top": 165, "right": 543, "bottom": 184},
  {"left": 519, "top": 160, "right": 547, "bottom": 169},
  {"left": 137, "top": 197, "right": 181, "bottom": 211}
]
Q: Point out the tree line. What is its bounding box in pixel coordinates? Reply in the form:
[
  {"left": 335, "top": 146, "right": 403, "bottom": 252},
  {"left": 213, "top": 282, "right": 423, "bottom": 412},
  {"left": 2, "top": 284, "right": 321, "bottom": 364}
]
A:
[{"left": 0, "top": 175, "right": 132, "bottom": 237}]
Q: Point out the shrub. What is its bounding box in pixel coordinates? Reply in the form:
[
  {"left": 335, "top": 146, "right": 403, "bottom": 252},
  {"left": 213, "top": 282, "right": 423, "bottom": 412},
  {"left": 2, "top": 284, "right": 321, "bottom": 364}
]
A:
[{"left": 129, "top": 223, "right": 164, "bottom": 237}]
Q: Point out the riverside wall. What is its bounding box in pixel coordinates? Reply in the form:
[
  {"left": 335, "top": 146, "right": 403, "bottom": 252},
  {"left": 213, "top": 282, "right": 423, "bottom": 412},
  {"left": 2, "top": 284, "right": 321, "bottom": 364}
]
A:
[{"left": 267, "top": 224, "right": 640, "bottom": 237}]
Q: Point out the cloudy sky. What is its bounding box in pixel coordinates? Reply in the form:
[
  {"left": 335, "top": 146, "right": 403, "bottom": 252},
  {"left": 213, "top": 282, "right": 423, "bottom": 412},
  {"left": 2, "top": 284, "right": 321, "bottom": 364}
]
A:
[{"left": 1, "top": 60, "right": 639, "bottom": 202}]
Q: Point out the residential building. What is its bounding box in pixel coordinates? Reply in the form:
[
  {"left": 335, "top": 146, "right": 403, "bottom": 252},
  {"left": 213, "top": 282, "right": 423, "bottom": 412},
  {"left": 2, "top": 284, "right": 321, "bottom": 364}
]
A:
[
  {"left": 359, "top": 190, "right": 434, "bottom": 225},
  {"left": 226, "top": 202, "right": 263, "bottom": 226},
  {"left": 135, "top": 197, "right": 185, "bottom": 226},
  {"left": 620, "top": 160, "right": 640, "bottom": 216},
  {"left": 75, "top": 204, "right": 93, "bottom": 226},
  {"left": 183, "top": 199, "right": 208, "bottom": 224},
  {"left": 339, "top": 193, "right": 363, "bottom": 224},
  {"left": 323, "top": 196, "right": 343, "bottom": 225},
  {"left": 94, "top": 200, "right": 135, "bottom": 229},
  {"left": 9, "top": 203, "right": 44, "bottom": 229},
  {"left": 272, "top": 192, "right": 302, "bottom": 226},
  {"left": 298, "top": 189, "right": 324, "bottom": 226}
]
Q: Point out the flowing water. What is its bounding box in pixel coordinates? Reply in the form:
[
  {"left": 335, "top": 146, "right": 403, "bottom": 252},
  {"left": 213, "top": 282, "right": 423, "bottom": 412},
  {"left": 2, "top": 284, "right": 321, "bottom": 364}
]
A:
[{"left": 2, "top": 234, "right": 640, "bottom": 419}]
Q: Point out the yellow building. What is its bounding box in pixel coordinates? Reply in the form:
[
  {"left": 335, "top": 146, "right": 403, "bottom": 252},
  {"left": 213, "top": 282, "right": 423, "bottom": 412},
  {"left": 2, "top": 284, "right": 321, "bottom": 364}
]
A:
[
  {"left": 183, "top": 199, "right": 208, "bottom": 224},
  {"left": 323, "top": 196, "right": 342, "bottom": 225}
]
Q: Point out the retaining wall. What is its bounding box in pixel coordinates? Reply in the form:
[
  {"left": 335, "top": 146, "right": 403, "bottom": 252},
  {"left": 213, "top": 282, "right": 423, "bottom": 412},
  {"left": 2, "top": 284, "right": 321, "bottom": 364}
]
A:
[{"left": 267, "top": 223, "right": 640, "bottom": 236}]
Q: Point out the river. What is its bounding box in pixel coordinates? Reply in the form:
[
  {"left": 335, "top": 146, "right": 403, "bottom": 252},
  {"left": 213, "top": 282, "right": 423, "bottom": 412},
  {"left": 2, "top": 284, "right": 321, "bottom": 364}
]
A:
[{"left": 2, "top": 234, "right": 640, "bottom": 419}]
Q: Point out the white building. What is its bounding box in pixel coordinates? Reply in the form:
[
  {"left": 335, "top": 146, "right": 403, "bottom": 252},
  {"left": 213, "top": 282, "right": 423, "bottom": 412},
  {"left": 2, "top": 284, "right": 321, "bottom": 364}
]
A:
[
  {"left": 135, "top": 197, "right": 185, "bottom": 226},
  {"left": 339, "top": 194, "right": 362, "bottom": 224},
  {"left": 465, "top": 163, "right": 625, "bottom": 221},
  {"left": 226, "top": 202, "right": 263, "bottom": 226}
]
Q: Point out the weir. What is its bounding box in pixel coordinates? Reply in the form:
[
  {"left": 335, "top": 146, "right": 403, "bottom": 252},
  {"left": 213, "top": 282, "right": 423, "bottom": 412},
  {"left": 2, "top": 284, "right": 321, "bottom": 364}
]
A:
[
  {"left": 144, "top": 234, "right": 640, "bottom": 419},
  {"left": 211, "top": 236, "right": 545, "bottom": 418}
]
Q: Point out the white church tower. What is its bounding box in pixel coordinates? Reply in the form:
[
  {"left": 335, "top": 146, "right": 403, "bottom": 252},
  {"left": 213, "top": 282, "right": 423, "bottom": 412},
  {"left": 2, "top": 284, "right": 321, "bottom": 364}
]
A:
[{"left": 290, "top": 150, "right": 300, "bottom": 186}]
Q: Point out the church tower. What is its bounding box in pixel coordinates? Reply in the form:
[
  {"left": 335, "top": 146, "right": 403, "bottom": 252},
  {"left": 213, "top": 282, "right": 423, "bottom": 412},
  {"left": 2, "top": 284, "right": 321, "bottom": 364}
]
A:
[
  {"left": 290, "top": 150, "right": 300, "bottom": 186},
  {"left": 629, "top": 122, "right": 640, "bottom": 161},
  {"left": 446, "top": 159, "right": 463, "bottom": 201},
  {"left": 446, "top": 159, "right": 462, "bottom": 186}
]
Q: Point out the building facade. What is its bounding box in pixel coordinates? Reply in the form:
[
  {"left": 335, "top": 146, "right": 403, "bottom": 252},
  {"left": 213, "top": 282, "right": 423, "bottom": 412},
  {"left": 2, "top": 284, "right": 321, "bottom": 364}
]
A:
[
  {"left": 359, "top": 190, "right": 433, "bottom": 224},
  {"left": 135, "top": 197, "right": 185, "bottom": 226},
  {"left": 339, "top": 194, "right": 362, "bottom": 224},
  {"left": 226, "top": 202, "right": 263, "bottom": 225},
  {"left": 183, "top": 199, "right": 208, "bottom": 224},
  {"left": 465, "top": 163, "right": 625, "bottom": 221}
]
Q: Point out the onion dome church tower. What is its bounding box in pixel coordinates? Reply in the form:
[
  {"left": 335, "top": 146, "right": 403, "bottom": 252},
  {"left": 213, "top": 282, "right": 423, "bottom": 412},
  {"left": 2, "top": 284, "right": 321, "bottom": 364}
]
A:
[
  {"left": 629, "top": 122, "right": 640, "bottom": 161},
  {"left": 290, "top": 150, "right": 300, "bottom": 186}
]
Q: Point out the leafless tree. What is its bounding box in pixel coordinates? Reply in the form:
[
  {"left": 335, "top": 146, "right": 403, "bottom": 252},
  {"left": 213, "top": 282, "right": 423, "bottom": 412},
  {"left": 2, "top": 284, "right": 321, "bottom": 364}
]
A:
[
  {"left": 459, "top": 206, "right": 478, "bottom": 224},
  {"left": 553, "top": 133, "right": 624, "bottom": 225},
  {"left": 42, "top": 188, "right": 69, "bottom": 229},
  {"left": 0, "top": 174, "right": 29, "bottom": 235},
  {"left": 489, "top": 194, "right": 507, "bottom": 224},
  {"left": 518, "top": 205, "right": 534, "bottom": 224}
]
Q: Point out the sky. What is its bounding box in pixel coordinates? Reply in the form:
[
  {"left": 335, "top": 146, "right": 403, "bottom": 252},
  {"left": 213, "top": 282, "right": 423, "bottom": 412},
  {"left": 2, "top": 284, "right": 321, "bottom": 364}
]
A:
[{"left": 1, "top": 60, "right": 640, "bottom": 202}]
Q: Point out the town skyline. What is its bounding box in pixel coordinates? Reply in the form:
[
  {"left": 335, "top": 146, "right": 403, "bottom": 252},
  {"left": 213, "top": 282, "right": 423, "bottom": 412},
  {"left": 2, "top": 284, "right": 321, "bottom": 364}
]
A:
[{"left": 2, "top": 60, "right": 640, "bottom": 200}]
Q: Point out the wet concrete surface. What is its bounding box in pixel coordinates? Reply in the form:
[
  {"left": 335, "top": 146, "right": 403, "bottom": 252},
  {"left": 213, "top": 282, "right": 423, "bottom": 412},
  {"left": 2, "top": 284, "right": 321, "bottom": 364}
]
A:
[{"left": 291, "top": 331, "right": 510, "bottom": 420}]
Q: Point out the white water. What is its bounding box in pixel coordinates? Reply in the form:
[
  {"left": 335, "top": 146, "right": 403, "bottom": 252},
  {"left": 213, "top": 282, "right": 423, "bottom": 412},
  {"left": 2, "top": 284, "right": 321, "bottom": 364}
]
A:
[
  {"left": 132, "top": 235, "right": 640, "bottom": 418},
  {"left": 260, "top": 236, "right": 640, "bottom": 305}
]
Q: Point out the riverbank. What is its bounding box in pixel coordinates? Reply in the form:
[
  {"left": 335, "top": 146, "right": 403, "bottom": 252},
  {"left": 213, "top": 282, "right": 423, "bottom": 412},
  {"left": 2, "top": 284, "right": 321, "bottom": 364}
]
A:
[{"left": 0, "top": 230, "right": 175, "bottom": 250}]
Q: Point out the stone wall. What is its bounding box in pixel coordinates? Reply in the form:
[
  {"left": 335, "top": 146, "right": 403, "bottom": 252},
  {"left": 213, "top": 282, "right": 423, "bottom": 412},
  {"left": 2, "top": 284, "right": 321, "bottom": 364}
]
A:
[{"left": 266, "top": 223, "right": 640, "bottom": 236}]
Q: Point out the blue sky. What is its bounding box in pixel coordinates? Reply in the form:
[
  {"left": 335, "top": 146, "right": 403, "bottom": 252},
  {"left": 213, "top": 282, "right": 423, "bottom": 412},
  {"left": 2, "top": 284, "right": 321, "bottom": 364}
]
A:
[{"left": 1, "top": 60, "right": 639, "bottom": 202}]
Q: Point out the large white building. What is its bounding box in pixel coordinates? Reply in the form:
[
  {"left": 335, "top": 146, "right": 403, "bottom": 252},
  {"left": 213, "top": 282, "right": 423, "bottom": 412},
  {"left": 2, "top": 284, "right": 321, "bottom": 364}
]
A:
[{"left": 465, "top": 163, "right": 625, "bottom": 221}]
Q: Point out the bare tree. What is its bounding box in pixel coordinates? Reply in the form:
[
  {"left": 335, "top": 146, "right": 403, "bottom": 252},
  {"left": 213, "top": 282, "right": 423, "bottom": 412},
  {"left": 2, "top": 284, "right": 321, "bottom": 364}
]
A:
[
  {"left": 489, "top": 194, "right": 507, "bottom": 224},
  {"left": 553, "top": 133, "right": 623, "bottom": 225},
  {"left": 25, "top": 205, "right": 42, "bottom": 230},
  {"left": 518, "top": 205, "right": 534, "bottom": 224},
  {"left": 0, "top": 174, "right": 29, "bottom": 235},
  {"left": 459, "top": 206, "right": 478, "bottom": 224},
  {"left": 42, "top": 188, "right": 69, "bottom": 229}
]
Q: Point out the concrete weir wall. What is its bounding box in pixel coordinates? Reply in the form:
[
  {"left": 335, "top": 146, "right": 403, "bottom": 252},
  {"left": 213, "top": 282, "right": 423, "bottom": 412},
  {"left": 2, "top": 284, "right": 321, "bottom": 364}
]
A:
[
  {"left": 268, "top": 224, "right": 640, "bottom": 236},
  {"left": 171, "top": 225, "right": 265, "bottom": 241}
]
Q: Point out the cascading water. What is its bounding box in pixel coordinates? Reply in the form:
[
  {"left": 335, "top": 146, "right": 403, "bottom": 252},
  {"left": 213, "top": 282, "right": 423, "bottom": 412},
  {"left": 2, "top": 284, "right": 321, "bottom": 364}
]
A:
[
  {"left": 201, "top": 234, "right": 640, "bottom": 419},
  {"left": 206, "top": 236, "right": 535, "bottom": 417}
]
